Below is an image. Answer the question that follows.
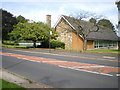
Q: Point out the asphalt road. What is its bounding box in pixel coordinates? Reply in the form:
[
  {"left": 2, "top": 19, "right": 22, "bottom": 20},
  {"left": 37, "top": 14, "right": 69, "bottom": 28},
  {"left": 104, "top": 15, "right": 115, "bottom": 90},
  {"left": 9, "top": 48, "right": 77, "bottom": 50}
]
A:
[
  {"left": 2, "top": 47, "right": 119, "bottom": 67},
  {"left": 1, "top": 47, "right": 119, "bottom": 88}
]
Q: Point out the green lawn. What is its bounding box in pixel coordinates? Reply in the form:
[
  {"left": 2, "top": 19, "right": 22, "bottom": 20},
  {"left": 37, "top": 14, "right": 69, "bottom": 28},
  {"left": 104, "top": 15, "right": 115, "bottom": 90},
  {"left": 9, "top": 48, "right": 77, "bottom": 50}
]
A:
[
  {"left": 1, "top": 79, "right": 26, "bottom": 89},
  {"left": 2, "top": 44, "right": 27, "bottom": 48},
  {"left": 2, "top": 40, "right": 28, "bottom": 48},
  {"left": 88, "top": 49, "right": 120, "bottom": 53}
]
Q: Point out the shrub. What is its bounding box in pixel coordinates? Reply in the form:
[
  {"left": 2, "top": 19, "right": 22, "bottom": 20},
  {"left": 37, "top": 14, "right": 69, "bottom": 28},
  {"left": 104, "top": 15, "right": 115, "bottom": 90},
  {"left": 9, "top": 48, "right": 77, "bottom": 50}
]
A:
[
  {"left": 3, "top": 40, "right": 19, "bottom": 45},
  {"left": 50, "top": 40, "right": 65, "bottom": 49}
]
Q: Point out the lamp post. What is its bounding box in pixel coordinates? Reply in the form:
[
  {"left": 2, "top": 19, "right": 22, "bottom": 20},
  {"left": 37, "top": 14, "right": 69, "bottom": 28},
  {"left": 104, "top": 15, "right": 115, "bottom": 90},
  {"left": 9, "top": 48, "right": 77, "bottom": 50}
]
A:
[{"left": 49, "top": 31, "right": 52, "bottom": 53}]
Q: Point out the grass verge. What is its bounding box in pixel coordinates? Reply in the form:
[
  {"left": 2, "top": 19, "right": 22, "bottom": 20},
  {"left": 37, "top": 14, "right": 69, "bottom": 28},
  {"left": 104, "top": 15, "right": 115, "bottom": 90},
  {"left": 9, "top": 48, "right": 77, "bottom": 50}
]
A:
[
  {"left": 88, "top": 49, "right": 120, "bottom": 53},
  {"left": 1, "top": 79, "right": 26, "bottom": 89},
  {"left": 2, "top": 44, "right": 27, "bottom": 48}
]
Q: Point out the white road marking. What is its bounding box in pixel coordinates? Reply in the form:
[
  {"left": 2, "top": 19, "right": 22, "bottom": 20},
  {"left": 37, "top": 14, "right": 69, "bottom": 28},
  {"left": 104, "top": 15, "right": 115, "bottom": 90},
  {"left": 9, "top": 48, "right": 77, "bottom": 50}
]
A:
[
  {"left": 71, "top": 66, "right": 105, "bottom": 69},
  {"left": 103, "top": 56, "right": 115, "bottom": 59},
  {"left": 42, "top": 61, "right": 67, "bottom": 62},
  {"left": 59, "top": 65, "right": 113, "bottom": 77},
  {"left": 74, "top": 68, "right": 113, "bottom": 77},
  {"left": 58, "top": 65, "right": 68, "bottom": 68}
]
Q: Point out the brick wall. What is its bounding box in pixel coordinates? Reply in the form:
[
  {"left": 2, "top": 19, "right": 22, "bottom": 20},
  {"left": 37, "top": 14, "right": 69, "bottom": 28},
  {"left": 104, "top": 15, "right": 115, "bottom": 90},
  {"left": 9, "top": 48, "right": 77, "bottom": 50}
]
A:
[
  {"left": 72, "top": 32, "right": 83, "bottom": 50},
  {"left": 87, "top": 40, "right": 94, "bottom": 50}
]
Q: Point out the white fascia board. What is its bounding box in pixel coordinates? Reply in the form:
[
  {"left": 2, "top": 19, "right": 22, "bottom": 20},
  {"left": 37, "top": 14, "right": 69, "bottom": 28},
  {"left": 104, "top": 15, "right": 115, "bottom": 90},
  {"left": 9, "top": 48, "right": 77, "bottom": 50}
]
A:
[
  {"left": 53, "top": 15, "right": 62, "bottom": 28},
  {"left": 54, "top": 15, "right": 76, "bottom": 30},
  {"left": 62, "top": 16, "right": 76, "bottom": 30},
  {"left": 54, "top": 15, "right": 83, "bottom": 39},
  {"left": 79, "top": 34, "right": 84, "bottom": 39}
]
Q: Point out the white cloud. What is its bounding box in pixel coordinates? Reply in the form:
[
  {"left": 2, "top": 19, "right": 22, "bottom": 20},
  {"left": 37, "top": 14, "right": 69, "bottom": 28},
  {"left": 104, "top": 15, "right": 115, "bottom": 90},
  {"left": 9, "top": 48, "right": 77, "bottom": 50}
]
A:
[
  {"left": 20, "top": 9, "right": 62, "bottom": 27},
  {"left": 55, "top": 2, "right": 118, "bottom": 26},
  {"left": 2, "top": 1, "right": 118, "bottom": 29},
  {"left": 2, "top": 0, "right": 116, "bottom": 2},
  {"left": 24, "top": 2, "right": 117, "bottom": 28}
]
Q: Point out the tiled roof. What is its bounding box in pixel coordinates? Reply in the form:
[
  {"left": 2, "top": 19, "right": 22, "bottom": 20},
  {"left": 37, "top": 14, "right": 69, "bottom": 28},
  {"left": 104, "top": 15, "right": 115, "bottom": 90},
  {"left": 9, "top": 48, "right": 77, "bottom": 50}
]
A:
[
  {"left": 62, "top": 15, "right": 118, "bottom": 41},
  {"left": 87, "top": 29, "right": 118, "bottom": 41}
]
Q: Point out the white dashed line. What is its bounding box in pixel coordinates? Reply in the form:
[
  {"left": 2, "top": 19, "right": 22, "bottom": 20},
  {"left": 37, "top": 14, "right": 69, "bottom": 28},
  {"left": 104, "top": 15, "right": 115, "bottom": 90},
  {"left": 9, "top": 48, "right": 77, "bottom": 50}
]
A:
[{"left": 103, "top": 56, "right": 115, "bottom": 59}]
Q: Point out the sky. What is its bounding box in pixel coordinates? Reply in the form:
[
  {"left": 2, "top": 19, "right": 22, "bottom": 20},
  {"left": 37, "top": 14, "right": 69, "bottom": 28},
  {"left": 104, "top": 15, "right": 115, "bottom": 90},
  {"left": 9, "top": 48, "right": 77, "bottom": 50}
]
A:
[{"left": 0, "top": 0, "right": 119, "bottom": 33}]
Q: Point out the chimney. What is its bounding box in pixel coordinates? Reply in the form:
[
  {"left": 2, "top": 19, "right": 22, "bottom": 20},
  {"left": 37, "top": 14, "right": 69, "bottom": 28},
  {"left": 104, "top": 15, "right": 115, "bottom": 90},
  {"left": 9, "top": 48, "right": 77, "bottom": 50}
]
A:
[{"left": 46, "top": 15, "right": 51, "bottom": 27}]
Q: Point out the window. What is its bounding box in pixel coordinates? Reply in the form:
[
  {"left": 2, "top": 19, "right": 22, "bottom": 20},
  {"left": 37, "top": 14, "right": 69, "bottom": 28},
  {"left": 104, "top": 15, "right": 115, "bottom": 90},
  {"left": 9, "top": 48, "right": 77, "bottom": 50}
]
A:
[{"left": 94, "top": 40, "right": 117, "bottom": 48}]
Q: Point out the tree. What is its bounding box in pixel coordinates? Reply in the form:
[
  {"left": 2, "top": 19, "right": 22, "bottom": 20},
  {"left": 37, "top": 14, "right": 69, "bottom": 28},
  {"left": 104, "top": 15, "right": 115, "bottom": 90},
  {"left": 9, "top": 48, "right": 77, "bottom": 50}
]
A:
[
  {"left": 116, "top": 1, "right": 120, "bottom": 5},
  {"left": 97, "top": 19, "right": 115, "bottom": 31},
  {"left": 16, "top": 15, "right": 29, "bottom": 23},
  {"left": 1, "top": 9, "right": 18, "bottom": 40},
  {"left": 89, "top": 18, "right": 96, "bottom": 24},
  {"left": 9, "top": 22, "right": 55, "bottom": 48}
]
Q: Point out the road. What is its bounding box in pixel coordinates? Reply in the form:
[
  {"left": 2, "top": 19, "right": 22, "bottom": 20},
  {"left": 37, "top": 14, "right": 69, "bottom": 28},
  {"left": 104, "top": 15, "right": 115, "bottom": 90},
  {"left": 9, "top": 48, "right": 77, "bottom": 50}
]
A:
[{"left": 1, "top": 47, "right": 120, "bottom": 88}]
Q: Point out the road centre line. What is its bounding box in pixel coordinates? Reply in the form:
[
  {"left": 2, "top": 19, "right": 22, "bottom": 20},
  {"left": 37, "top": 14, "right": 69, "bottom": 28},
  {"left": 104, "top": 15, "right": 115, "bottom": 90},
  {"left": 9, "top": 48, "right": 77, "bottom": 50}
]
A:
[{"left": 10, "top": 49, "right": 119, "bottom": 62}]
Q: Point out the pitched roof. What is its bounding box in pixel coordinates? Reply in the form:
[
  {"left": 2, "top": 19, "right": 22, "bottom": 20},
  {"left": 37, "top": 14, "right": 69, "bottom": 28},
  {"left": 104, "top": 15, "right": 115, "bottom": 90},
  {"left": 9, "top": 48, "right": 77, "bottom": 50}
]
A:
[
  {"left": 55, "top": 15, "right": 118, "bottom": 41},
  {"left": 87, "top": 29, "right": 118, "bottom": 41}
]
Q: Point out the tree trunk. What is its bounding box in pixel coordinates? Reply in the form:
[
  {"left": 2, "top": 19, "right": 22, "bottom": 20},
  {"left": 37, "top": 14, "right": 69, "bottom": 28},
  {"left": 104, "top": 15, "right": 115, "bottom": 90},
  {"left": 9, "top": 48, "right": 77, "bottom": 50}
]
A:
[
  {"left": 33, "top": 40, "right": 36, "bottom": 48},
  {"left": 83, "top": 39, "right": 87, "bottom": 51}
]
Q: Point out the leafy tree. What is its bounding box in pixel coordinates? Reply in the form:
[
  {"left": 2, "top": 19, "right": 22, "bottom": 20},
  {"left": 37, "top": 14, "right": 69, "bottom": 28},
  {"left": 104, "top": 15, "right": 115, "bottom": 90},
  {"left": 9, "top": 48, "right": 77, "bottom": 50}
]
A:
[
  {"left": 89, "top": 18, "right": 96, "bottom": 24},
  {"left": 9, "top": 22, "right": 55, "bottom": 48},
  {"left": 16, "top": 15, "right": 29, "bottom": 23},
  {"left": 116, "top": 1, "right": 120, "bottom": 5},
  {"left": 1, "top": 9, "right": 18, "bottom": 40},
  {"left": 97, "top": 19, "right": 115, "bottom": 31}
]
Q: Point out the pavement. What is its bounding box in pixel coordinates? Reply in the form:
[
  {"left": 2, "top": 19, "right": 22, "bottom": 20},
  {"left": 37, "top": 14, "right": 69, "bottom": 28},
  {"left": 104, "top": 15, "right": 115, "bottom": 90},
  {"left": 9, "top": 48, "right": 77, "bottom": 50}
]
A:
[{"left": 0, "top": 68, "right": 54, "bottom": 88}]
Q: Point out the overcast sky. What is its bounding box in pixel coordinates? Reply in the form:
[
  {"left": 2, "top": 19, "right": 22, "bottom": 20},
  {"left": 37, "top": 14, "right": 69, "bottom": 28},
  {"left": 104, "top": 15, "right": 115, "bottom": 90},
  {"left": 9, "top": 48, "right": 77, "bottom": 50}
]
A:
[{"left": 1, "top": 0, "right": 118, "bottom": 28}]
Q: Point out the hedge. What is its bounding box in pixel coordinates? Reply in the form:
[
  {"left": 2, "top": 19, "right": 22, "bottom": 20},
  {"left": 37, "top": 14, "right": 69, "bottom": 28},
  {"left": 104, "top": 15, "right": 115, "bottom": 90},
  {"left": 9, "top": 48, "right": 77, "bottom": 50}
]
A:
[
  {"left": 50, "top": 41, "right": 65, "bottom": 49},
  {"left": 3, "top": 40, "right": 18, "bottom": 45}
]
